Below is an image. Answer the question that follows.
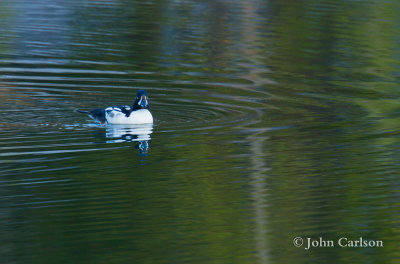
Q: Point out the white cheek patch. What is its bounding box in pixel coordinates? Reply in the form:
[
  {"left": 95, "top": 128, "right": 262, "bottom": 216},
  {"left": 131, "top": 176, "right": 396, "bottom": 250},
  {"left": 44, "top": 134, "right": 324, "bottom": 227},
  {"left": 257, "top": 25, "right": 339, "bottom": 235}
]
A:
[{"left": 138, "top": 97, "right": 143, "bottom": 106}]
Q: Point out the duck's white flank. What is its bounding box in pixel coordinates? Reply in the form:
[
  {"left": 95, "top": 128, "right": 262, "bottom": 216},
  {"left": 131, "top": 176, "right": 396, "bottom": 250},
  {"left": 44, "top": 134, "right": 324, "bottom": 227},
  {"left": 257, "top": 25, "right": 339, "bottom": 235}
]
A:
[{"left": 105, "top": 108, "right": 153, "bottom": 125}]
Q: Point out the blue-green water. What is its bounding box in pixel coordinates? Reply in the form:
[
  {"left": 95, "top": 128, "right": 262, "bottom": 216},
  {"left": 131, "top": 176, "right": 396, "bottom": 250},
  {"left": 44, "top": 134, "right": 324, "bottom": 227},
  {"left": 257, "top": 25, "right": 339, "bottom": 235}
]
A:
[{"left": 1, "top": 1, "right": 399, "bottom": 263}]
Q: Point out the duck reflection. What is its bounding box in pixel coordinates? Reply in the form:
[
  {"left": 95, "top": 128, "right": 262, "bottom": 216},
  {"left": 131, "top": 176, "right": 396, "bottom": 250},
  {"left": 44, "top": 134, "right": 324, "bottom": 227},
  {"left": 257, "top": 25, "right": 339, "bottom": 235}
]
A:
[{"left": 105, "top": 124, "right": 153, "bottom": 156}]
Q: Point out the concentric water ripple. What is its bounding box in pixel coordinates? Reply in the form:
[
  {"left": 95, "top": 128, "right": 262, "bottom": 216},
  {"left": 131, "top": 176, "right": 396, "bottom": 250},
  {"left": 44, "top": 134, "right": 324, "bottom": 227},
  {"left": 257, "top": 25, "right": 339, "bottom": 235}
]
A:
[
  {"left": 0, "top": 58, "right": 267, "bottom": 134},
  {"left": 0, "top": 57, "right": 270, "bottom": 163}
]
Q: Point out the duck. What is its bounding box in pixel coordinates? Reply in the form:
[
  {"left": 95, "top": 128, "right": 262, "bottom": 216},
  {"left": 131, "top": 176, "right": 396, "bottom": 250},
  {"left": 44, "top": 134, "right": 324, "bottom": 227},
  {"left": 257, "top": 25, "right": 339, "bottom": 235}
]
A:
[{"left": 77, "top": 90, "right": 153, "bottom": 125}]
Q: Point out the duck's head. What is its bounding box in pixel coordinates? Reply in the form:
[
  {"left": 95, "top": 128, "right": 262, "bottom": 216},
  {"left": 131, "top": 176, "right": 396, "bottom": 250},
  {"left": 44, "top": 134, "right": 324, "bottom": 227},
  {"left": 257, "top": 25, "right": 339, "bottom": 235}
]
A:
[{"left": 133, "top": 90, "right": 150, "bottom": 110}]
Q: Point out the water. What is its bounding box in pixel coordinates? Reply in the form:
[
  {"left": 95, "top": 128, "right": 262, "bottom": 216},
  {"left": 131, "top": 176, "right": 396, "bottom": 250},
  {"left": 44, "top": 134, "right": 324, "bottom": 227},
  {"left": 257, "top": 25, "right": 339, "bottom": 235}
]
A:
[{"left": 1, "top": 0, "right": 399, "bottom": 263}]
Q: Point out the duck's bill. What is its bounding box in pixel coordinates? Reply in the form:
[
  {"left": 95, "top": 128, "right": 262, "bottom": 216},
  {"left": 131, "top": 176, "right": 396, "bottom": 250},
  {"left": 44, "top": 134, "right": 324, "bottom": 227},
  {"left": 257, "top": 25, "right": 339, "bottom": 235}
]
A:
[{"left": 138, "top": 96, "right": 148, "bottom": 108}]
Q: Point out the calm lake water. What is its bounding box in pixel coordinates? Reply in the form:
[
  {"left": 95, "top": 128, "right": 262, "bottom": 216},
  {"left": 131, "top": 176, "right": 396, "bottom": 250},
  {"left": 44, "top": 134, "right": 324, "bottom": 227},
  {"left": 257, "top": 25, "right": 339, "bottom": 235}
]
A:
[{"left": 1, "top": 0, "right": 399, "bottom": 263}]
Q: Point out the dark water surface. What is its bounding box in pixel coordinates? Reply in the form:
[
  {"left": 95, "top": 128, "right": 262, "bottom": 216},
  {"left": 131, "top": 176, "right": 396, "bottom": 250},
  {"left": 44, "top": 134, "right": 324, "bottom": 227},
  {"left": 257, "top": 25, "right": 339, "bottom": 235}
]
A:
[{"left": 1, "top": 0, "right": 400, "bottom": 263}]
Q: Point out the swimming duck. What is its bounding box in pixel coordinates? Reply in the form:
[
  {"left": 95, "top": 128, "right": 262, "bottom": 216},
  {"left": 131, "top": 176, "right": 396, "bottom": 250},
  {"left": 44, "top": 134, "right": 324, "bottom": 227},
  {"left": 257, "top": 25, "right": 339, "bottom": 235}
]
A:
[{"left": 78, "top": 90, "right": 153, "bottom": 125}]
